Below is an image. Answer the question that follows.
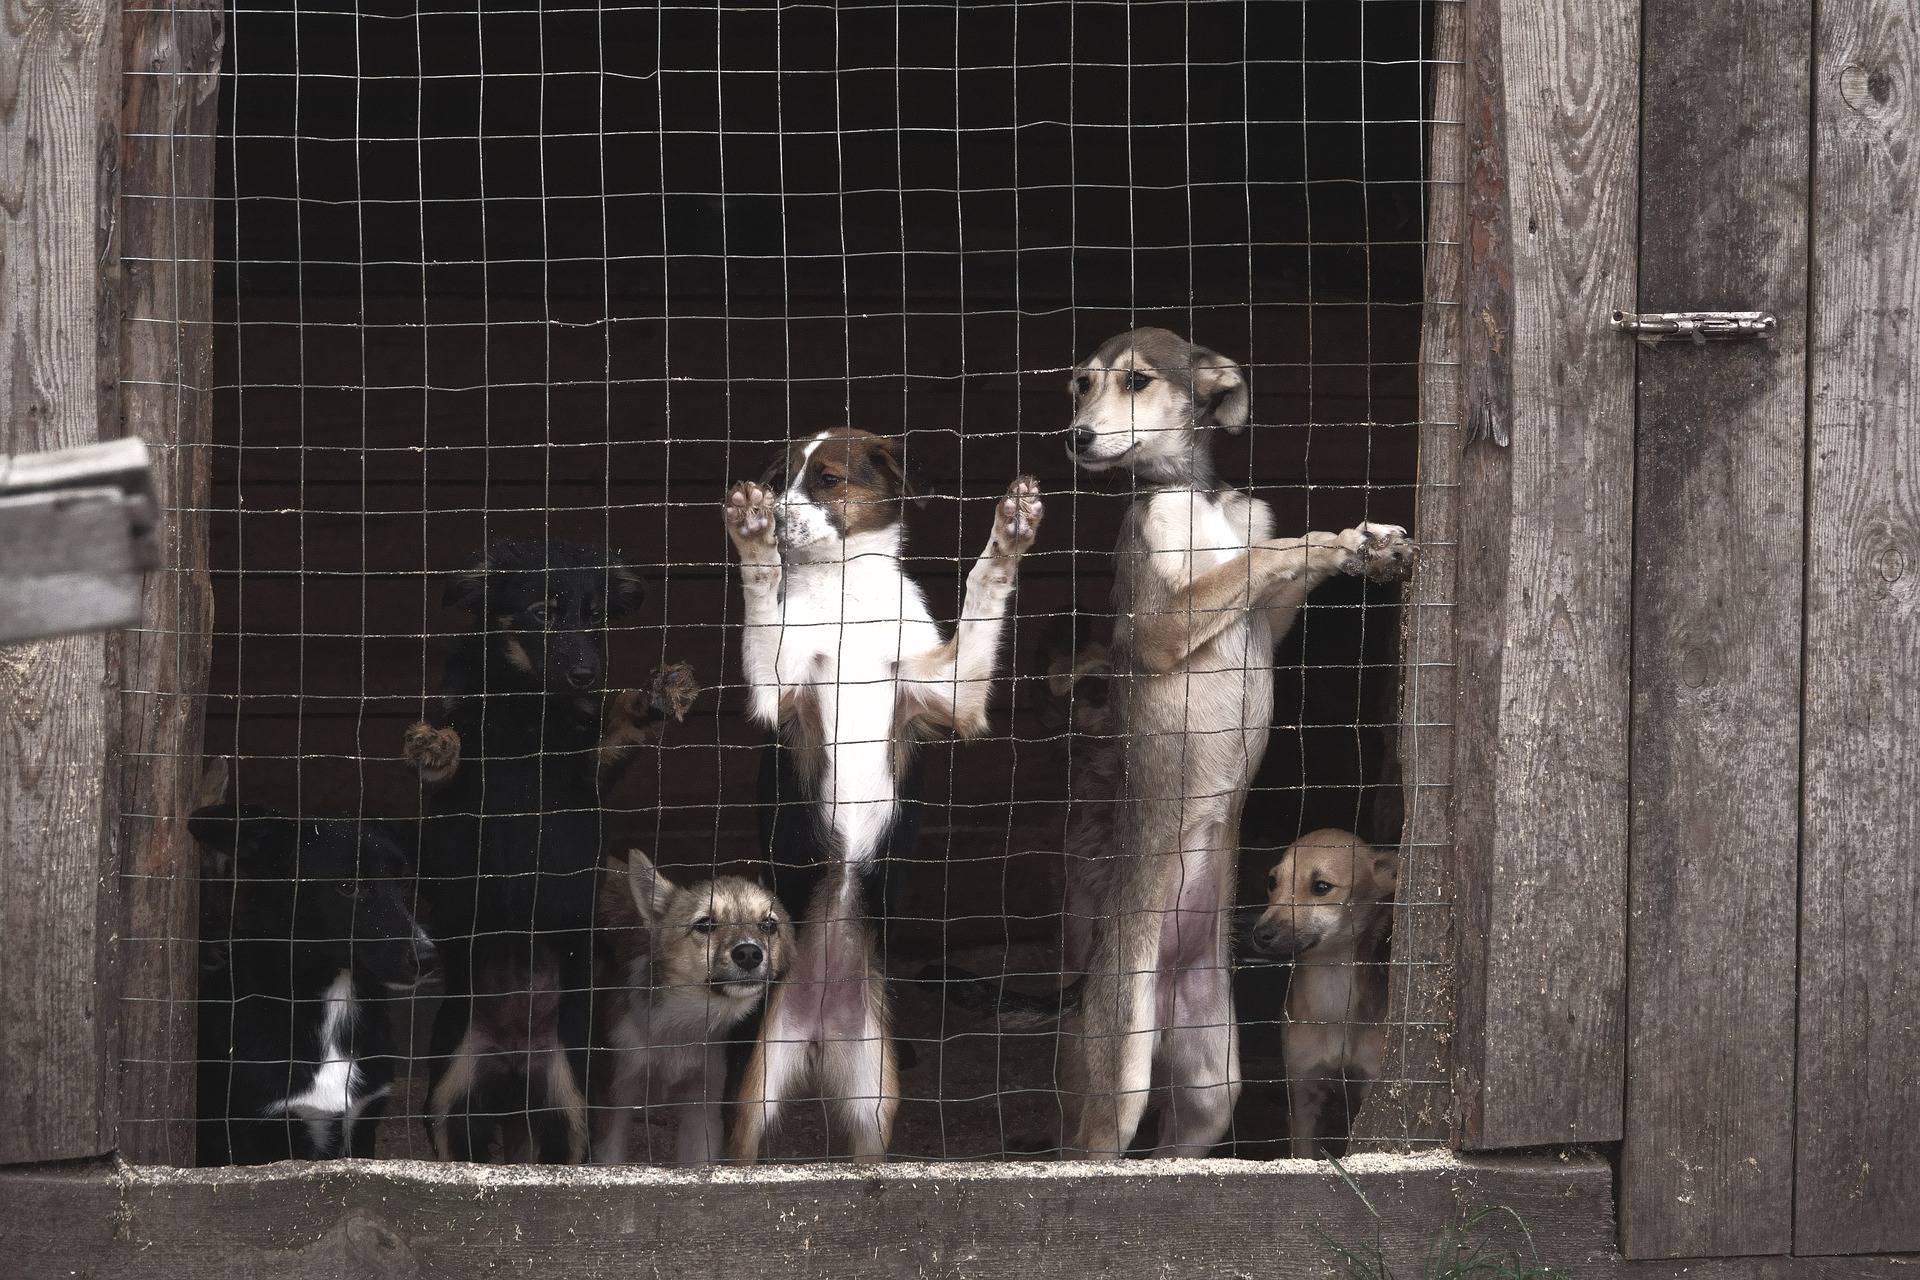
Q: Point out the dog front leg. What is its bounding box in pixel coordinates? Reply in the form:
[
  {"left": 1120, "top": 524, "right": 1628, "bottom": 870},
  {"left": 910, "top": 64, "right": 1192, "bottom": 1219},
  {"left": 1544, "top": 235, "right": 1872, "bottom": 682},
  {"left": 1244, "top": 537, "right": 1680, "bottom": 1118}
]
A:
[
  {"left": 724, "top": 481, "right": 787, "bottom": 727},
  {"left": 900, "top": 477, "right": 1043, "bottom": 737},
  {"left": 1132, "top": 524, "right": 1414, "bottom": 675},
  {"left": 677, "top": 1046, "right": 728, "bottom": 1165}
]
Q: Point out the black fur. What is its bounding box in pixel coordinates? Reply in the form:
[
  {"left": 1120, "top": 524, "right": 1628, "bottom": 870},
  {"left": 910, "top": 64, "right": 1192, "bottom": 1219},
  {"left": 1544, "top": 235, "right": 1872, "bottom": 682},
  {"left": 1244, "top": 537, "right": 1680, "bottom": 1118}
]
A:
[
  {"left": 192, "top": 803, "right": 431, "bottom": 1165},
  {"left": 416, "top": 538, "right": 644, "bottom": 1162}
]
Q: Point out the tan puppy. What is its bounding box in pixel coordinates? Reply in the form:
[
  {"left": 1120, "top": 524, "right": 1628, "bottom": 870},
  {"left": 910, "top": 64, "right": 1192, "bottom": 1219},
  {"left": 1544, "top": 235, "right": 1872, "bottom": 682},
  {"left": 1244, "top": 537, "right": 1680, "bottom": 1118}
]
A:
[
  {"left": 592, "top": 852, "right": 793, "bottom": 1165},
  {"left": 1248, "top": 829, "right": 1398, "bottom": 1158}
]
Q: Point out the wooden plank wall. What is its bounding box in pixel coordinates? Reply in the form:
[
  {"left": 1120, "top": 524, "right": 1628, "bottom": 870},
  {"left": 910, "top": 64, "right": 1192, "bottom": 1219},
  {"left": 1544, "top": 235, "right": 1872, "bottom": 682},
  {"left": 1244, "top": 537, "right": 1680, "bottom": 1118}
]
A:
[
  {"left": 1449, "top": 0, "right": 1639, "bottom": 1147},
  {"left": 0, "top": 0, "right": 123, "bottom": 1162},
  {"left": 1619, "top": 0, "right": 1811, "bottom": 1257},
  {"left": 1797, "top": 0, "right": 1920, "bottom": 1254},
  {"left": 114, "top": 0, "right": 223, "bottom": 1167}
]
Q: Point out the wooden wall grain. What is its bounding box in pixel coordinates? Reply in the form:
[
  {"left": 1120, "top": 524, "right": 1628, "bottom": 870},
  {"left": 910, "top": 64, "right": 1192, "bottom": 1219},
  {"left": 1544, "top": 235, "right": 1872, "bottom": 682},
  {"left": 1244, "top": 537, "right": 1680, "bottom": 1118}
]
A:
[{"left": 0, "top": 0, "right": 122, "bottom": 1163}]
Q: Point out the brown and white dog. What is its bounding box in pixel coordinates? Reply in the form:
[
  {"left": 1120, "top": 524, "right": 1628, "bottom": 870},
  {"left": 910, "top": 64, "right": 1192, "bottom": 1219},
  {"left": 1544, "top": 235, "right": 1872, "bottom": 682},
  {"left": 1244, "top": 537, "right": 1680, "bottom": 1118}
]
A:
[
  {"left": 722, "top": 427, "right": 1041, "bottom": 1162},
  {"left": 1249, "top": 828, "right": 1397, "bottom": 1158},
  {"left": 592, "top": 851, "right": 792, "bottom": 1165},
  {"left": 1061, "top": 328, "right": 1413, "bottom": 1158}
]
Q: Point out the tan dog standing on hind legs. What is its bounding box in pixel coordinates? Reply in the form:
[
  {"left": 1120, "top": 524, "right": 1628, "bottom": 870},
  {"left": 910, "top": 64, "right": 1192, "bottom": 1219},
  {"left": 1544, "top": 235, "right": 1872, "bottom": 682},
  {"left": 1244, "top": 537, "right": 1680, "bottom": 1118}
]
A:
[
  {"left": 722, "top": 428, "right": 1042, "bottom": 1162},
  {"left": 1061, "top": 328, "right": 1414, "bottom": 1158}
]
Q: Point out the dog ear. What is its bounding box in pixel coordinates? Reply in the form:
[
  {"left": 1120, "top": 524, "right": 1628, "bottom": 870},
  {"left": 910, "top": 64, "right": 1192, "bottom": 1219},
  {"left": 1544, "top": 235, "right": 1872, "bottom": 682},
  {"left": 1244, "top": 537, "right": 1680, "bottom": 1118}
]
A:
[
  {"left": 607, "top": 561, "right": 648, "bottom": 619},
  {"left": 865, "top": 434, "right": 914, "bottom": 500},
  {"left": 1191, "top": 348, "right": 1250, "bottom": 433},
  {"left": 625, "top": 848, "right": 677, "bottom": 927},
  {"left": 189, "top": 803, "right": 293, "bottom": 879},
  {"left": 442, "top": 550, "right": 490, "bottom": 613},
  {"left": 1371, "top": 851, "right": 1401, "bottom": 898}
]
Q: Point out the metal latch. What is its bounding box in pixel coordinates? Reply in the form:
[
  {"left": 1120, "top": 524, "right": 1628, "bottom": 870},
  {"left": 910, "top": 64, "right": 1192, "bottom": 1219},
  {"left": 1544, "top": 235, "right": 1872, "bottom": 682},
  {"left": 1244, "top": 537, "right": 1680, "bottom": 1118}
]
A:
[{"left": 1611, "top": 310, "right": 1777, "bottom": 345}]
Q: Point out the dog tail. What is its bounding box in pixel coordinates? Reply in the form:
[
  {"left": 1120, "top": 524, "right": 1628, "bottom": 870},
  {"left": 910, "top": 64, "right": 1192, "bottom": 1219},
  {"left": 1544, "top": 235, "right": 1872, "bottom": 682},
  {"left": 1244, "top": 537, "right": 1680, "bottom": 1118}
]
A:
[{"left": 915, "top": 963, "right": 1083, "bottom": 1032}]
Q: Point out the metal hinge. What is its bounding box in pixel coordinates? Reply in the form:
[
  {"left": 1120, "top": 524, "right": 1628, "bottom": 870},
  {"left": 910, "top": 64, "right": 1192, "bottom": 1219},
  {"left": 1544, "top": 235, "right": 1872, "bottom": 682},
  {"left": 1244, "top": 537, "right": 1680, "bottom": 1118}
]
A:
[{"left": 1611, "top": 310, "right": 1777, "bottom": 345}]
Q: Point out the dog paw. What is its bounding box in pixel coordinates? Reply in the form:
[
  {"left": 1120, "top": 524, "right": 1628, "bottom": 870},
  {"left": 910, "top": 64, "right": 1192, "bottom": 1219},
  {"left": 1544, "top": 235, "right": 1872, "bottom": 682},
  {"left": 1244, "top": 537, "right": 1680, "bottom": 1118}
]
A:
[
  {"left": 724, "top": 481, "right": 777, "bottom": 551},
  {"left": 403, "top": 722, "right": 461, "bottom": 784},
  {"left": 994, "top": 476, "right": 1044, "bottom": 554},
  {"left": 648, "top": 661, "right": 702, "bottom": 722},
  {"left": 1337, "top": 522, "right": 1416, "bottom": 583}
]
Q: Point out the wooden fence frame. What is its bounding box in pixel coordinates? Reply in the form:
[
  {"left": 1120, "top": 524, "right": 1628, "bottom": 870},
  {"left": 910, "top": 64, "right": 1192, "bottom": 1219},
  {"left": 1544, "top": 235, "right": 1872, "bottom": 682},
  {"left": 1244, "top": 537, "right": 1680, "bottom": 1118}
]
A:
[{"left": 17, "top": 0, "right": 1913, "bottom": 1274}]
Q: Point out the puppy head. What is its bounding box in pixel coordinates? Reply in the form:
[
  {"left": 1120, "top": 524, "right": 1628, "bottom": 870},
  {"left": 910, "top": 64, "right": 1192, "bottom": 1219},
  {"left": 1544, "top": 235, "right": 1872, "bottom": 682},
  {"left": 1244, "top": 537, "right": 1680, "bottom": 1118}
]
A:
[
  {"left": 190, "top": 803, "right": 434, "bottom": 991},
  {"left": 1065, "top": 327, "right": 1249, "bottom": 476},
  {"left": 626, "top": 850, "right": 793, "bottom": 1003},
  {"left": 1249, "top": 828, "right": 1396, "bottom": 958},
  {"left": 766, "top": 428, "right": 910, "bottom": 559},
  {"left": 442, "top": 539, "right": 647, "bottom": 694}
]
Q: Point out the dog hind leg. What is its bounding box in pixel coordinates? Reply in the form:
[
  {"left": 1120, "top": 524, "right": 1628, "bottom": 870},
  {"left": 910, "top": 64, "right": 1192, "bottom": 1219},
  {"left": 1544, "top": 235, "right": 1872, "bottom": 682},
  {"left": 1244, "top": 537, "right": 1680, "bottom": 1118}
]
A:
[{"left": 1069, "top": 905, "right": 1160, "bottom": 1159}]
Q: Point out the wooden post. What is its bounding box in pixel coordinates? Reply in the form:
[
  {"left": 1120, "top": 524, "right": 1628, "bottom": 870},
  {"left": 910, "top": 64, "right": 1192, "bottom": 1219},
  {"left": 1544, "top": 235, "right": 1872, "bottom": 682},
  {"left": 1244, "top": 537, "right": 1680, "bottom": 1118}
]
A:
[
  {"left": 1796, "top": 0, "right": 1920, "bottom": 1253},
  {"left": 114, "top": 0, "right": 222, "bottom": 1166},
  {"left": 0, "top": 0, "right": 125, "bottom": 1163},
  {"left": 1449, "top": 0, "right": 1639, "bottom": 1148},
  {"left": 1350, "top": 0, "right": 1465, "bottom": 1150},
  {"left": 1618, "top": 0, "right": 1810, "bottom": 1258}
]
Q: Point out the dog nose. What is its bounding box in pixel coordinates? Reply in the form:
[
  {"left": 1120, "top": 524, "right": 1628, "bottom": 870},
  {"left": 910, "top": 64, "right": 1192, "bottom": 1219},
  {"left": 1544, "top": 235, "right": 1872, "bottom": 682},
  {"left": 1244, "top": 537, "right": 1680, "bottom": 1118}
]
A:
[
  {"left": 731, "top": 941, "right": 764, "bottom": 971},
  {"left": 566, "top": 665, "right": 596, "bottom": 689},
  {"left": 1251, "top": 923, "right": 1281, "bottom": 953},
  {"left": 1066, "top": 425, "right": 1096, "bottom": 454}
]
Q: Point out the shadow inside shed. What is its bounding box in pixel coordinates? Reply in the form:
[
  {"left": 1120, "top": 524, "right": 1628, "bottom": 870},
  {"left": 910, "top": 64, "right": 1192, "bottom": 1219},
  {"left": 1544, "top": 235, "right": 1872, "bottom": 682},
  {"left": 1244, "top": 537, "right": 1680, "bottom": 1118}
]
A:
[{"left": 204, "top": 0, "right": 1434, "bottom": 1161}]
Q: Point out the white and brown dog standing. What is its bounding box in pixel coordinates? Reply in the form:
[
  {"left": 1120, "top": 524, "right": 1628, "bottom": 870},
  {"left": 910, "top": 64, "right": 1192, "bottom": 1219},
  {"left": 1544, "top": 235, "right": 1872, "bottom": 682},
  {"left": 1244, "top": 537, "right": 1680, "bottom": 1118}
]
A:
[
  {"left": 1062, "top": 328, "right": 1413, "bottom": 1158},
  {"left": 1249, "top": 828, "right": 1398, "bottom": 1158},
  {"left": 722, "top": 427, "right": 1041, "bottom": 1161}
]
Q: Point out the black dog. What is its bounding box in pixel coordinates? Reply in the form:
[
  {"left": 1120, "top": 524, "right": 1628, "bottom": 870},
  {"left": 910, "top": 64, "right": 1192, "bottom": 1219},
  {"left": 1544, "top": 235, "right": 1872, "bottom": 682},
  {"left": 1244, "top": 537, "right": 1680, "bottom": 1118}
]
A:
[
  {"left": 404, "top": 538, "right": 652, "bottom": 1163},
  {"left": 193, "top": 802, "right": 434, "bottom": 1165}
]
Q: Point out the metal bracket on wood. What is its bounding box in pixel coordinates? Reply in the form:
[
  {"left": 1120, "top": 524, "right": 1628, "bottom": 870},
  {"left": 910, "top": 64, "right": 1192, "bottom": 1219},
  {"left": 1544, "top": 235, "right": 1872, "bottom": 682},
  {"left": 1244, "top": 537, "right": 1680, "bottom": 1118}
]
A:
[
  {"left": 1611, "top": 310, "right": 1777, "bottom": 345},
  {"left": 0, "top": 437, "right": 160, "bottom": 645}
]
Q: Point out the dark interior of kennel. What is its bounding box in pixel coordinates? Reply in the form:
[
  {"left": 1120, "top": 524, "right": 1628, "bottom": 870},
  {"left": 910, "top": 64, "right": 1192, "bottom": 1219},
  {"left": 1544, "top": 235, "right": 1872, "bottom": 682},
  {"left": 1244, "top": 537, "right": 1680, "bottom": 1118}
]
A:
[{"left": 202, "top": 0, "right": 1432, "bottom": 1160}]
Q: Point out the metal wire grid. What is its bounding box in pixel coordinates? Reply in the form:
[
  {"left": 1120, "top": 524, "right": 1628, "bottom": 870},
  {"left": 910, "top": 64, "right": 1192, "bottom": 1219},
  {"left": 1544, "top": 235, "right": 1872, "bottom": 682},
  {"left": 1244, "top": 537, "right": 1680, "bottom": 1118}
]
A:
[{"left": 113, "top": 0, "right": 1456, "bottom": 1165}]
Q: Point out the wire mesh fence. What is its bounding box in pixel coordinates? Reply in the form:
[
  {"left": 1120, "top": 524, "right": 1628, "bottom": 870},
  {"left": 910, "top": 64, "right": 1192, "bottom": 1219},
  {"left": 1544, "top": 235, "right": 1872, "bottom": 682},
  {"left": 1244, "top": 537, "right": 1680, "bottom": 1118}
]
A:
[{"left": 118, "top": 0, "right": 1457, "bottom": 1166}]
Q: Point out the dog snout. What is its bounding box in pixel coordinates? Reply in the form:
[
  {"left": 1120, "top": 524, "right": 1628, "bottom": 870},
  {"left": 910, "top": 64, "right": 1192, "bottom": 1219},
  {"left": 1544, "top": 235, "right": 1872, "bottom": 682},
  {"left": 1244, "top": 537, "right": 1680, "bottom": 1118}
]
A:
[
  {"left": 1251, "top": 920, "right": 1287, "bottom": 955},
  {"left": 1066, "top": 424, "right": 1097, "bottom": 455},
  {"left": 566, "top": 664, "right": 597, "bottom": 689},
  {"left": 730, "top": 940, "right": 764, "bottom": 971}
]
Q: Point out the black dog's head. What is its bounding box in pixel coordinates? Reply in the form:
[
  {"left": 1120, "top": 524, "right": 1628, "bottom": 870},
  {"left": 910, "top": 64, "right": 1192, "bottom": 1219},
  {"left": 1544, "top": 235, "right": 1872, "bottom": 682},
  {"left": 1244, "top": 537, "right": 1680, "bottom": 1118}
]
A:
[
  {"left": 443, "top": 539, "right": 647, "bottom": 695},
  {"left": 191, "top": 803, "right": 434, "bottom": 991}
]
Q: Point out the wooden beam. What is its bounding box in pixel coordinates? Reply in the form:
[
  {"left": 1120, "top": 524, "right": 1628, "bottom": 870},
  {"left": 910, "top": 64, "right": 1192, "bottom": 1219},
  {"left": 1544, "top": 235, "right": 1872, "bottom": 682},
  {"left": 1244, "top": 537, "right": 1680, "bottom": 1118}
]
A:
[
  {"left": 114, "top": 0, "right": 223, "bottom": 1168},
  {"left": 1618, "top": 0, "right": 1810, "bottom": 1259},
  {"left": 1796, "top": 0, "right": 1920, "bottom": 1254},
  {"left": 0, "top": 1153, "right": 1617, "bottom": 1278},
  {"left": 0, "top": 0, "right": 124, "bottom": 1163},
  {"left": 1351, "top": 0, "right": 1465, "bottom": 1151},
  {"left": 1449, "top": 0, "right": 1638, "bottom": 1148}
]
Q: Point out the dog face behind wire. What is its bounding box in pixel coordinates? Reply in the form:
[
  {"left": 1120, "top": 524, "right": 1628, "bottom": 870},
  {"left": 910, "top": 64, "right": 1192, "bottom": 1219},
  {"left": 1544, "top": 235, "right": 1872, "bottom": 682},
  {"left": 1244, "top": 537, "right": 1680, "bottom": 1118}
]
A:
[
  {"left": 624, "top": 850, "right": 793, "bottom": 1003},
  {"left": 764, "top": 427, "right": 911, "bottom": 559},
  {"left": 442, "top": 538, "right": 646, "bottom": 695},
  {"left": 1064, "top": 327, "right": 1250, "bottom": 474},
  {"left": 190, "top": 802, "right": 434, "bottom": 992},
  {"left": 1249, "top": 828, "right": 1398, "bottom": 959}
]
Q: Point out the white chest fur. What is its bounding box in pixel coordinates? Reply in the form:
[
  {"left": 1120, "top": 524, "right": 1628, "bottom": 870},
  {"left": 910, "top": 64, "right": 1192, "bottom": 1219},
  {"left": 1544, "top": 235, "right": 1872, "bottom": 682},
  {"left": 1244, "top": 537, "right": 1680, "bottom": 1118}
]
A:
[
  {"left": 1139, "top": 488, "right": 1275, "bottom": 582},
  {"left": 264, "top": 970, "right": 388, "bottom": 1154}
]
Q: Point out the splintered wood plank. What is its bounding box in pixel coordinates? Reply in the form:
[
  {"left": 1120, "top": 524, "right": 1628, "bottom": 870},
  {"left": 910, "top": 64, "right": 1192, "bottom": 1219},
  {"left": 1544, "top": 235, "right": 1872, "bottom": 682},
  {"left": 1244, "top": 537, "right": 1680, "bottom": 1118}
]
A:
[
  {"left": 1620, "top": 0, "right": 1810, "bottom": 1258},
  {"left": 0, "top": 0, "right": 121, "bottom": 1163},
  {"left": 1797, "top": 0, "right": 1920, "bottom": 1254},
  {"left": 1450, "top": 0, "right": 1639, "bottom": 1148},
  {"left": 113, "top": 0, "right": 223, "bottom": 1166}
]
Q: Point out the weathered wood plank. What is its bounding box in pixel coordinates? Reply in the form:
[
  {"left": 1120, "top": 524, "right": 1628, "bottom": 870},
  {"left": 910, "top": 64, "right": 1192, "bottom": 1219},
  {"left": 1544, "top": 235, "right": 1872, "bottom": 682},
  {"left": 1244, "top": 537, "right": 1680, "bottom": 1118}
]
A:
[
  {"left": 113, "top": 0, "right": 222, "bottom": 1168},
  {"left": 1350, "top": 0, "right": 1465, "bottom": 1151},
  {"left": 1619, "top": 0, "right": 1811, "bottom": 1258},
  {"left": 1450, "top": 0, "right": 1638, "bottom": 1148},
  {"left": 1797, "top": 0, "right": 1920, "bottom": 1254},
  {"left": 0, "top": 0, "right": 122, "bottom": 1164},
  {"left": 0, "top": 1153, "right": 1616, "bottom": 1278}
]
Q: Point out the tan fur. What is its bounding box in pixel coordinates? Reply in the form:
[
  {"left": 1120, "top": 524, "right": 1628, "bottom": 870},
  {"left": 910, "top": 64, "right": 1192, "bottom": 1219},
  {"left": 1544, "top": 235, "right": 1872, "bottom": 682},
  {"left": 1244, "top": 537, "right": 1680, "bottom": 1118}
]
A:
[
  {"left": 402, "top": 722, "right": 461, "bottom": 784},
  {"left": 593, "top": 851, "right": 792, "bottom": 1165},
  {"left": 1062, "top": 329, "right": 1415, "bottom": 1159},
  {"left": 1252, "top": 829, "right": 1398, "bottom": 1158}
]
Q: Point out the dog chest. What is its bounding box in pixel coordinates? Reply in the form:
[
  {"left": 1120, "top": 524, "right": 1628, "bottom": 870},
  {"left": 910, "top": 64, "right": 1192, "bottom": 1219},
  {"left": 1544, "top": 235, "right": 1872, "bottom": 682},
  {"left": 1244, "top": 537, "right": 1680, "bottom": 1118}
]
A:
[{"left": 1138, "top": 489, "right": 1275, "bottom": 582}]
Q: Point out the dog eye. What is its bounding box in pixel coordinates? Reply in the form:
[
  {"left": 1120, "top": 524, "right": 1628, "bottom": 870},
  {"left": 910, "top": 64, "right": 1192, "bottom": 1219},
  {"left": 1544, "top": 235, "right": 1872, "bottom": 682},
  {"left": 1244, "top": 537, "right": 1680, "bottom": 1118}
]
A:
[
  {"left": 527, "top": 602, "right": 550, "bottom": 624},
  {"left": 815, "top": 471, "right": 842, "bottom": 489},
  {"left": 758, "top": 917, "right": 778, "bottom": 934},
  {"left": 1267, "top": 872, "right": 1278, "bottom": 890},
  {"left": 1311, "top": 880, "right": 1334, "bottom": 897},
  {"left": 335, "top": 881, "right": 359, "bottom": 900},
  {"left": 583, "top": 602, "right": 601, "bottom": 624},
  {"left": 691, "top": 917, "right": 717, "bottom": 934},
  {"left": 1074, "top": 374, "right": 1091, "bottom": 395},
  {"left": 1124, "top": 371, "right": 1150, "bottom": 393}
]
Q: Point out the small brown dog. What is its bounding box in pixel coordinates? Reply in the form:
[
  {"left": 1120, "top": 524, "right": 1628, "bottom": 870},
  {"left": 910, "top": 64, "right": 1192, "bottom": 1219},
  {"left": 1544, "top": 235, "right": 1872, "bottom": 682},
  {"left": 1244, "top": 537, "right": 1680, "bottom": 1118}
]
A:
[
  {"left": 1249, "top": 828, "right": 1398, "bottom": 1158},
  {"left": 592, "top": 851, "right": 793, "bottom": 1165}
]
